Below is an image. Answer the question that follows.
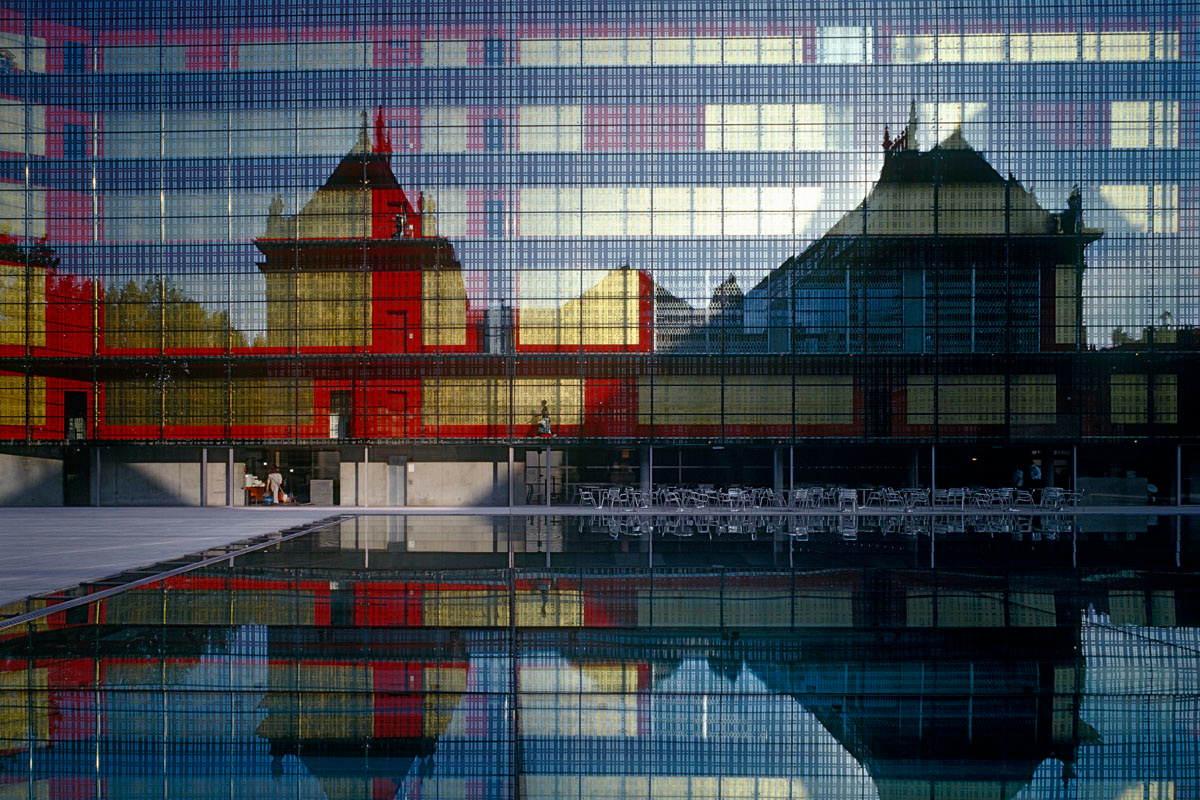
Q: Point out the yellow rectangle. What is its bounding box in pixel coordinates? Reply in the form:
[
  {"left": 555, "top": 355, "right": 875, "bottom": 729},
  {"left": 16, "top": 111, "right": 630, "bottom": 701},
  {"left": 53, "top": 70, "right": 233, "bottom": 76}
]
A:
[
  {"left": 517, "top": 269, "right": 640, "bottom": 347},
  {"left": 104, "top": 378, "right": 313, "bottom": 427},
  {"left": 422, "top": 269, "right": 468, "bottom": 347},
  {"left": 0, "top": 262, "right": 45, "bottom": 346},
  {"left": 1055, "top": 267, "right": 1078, "bottom": 344},
  {"left": 908, "top": 375, "right": 1054, "bottom": 426},
  {"left": 0, "top": 374, "right": 45, "bottom": 426},
  {"left": 1110, "top": 374, "right": 1147, "bottom": 424},
  {"left": 422, "top": 378, "right": 583, "bottom": 427},
  {"left": 638, "top": 376, "right": 852, "bottom": 426}
]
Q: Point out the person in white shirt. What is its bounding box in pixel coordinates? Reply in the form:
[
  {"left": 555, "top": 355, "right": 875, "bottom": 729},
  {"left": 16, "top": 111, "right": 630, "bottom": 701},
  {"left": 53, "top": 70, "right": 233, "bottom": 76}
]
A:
[{"left": 267, "top": 467, "right": 284, "bottom": 503}]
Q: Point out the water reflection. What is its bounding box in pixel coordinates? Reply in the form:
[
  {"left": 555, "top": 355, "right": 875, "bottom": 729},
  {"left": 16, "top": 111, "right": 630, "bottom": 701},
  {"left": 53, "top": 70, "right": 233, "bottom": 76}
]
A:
[{"left": 0, "top": 521, "right": 1196, "bottom": 798}]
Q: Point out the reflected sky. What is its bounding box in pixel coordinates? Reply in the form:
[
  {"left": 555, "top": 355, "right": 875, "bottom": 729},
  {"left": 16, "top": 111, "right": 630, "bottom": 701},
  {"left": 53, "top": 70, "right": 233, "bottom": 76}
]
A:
[{"left": 1, "top": 525, "right": 1197, "bottom": 799}]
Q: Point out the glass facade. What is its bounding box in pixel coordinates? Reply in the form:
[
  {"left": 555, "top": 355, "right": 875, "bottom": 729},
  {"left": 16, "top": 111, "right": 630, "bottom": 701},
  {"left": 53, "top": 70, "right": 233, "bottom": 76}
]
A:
[{"left": 0, "top": 0, "right": 1195, "bottom": 449}]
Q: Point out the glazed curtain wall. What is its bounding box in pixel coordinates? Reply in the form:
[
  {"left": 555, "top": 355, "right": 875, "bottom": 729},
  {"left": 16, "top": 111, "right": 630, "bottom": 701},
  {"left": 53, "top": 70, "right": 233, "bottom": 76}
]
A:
[{"left": 0, "top": 0, "right": 1195, "bottom": 443}]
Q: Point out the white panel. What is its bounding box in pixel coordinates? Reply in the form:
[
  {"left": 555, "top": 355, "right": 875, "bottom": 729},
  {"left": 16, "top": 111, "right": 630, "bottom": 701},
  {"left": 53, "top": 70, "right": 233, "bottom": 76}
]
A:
[
  {"left": 422, "top": 107, "right": 467, "bottom": 154},
  {"left": 1098, "top": 184, "right": 1177, "bottom": 234},
  {"left": 819, "top": 27, "right": 871, "bottom": 64},
  {"left": 625, "top": 38, "right": 652, "bottom": 66},
  {"left": 0, "top": 32, "right": 46, "bottom": 73},
  {"left": 653, "top": 38, "right": 692, "bottom": 65},
  {"left": 518, "top": 106, "right": 582, "bottom": 153},
  {"left": 758, "top": 37, "right": 798, "bottom": 65},
  {"left": 237, "top": 43, "right": 295, "bottom": 72},
  {"left": 723, "top": 186, "right": 759, "bottom": 236},
  {"left": 427, "top": 188, "right": 467, "bottom": 237},
  {"left": 722, "top": 37, "right": 759, "bottom": 65},
  {"left": 422, "top": 39, "right": 468, "bottom": 67},
  {"left": 759, "top": 104, "right": 793, "bottom": 151},
  {"left": 0, "top": 184, "right": 46, "bottom": 239},
  {"left": 581, "top": 187, "right": 625, "bottom": 237},
  {"left": 625, "top": 187, "right": 651, "bottom": 237},
  {"left": 519, "top": 38, "right": 560, "bottom": 67},
  {"left": 582, "top": 38, "right": 623, "bottom": 66},
  {"left": 104, "top": 45, "right": 163, "bottom": 73},
  {"left": 102, "top": 191, "right": 159, "bottom": 241},
  {"left": 164, "top": 112, "right": 227, "bottom": 159},
  {"left": 651, "top": 187, "right": 692, "bottom": 237},
  {"left": 0, "top": 101, "right": 45, "bottom": 156},
  {"left": 693, "top": 38, "right": 722, "bottom": 65}
]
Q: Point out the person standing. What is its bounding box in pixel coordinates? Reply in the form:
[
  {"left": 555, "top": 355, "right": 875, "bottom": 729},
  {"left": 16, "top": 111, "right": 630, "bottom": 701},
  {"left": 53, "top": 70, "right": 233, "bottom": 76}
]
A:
[
  {"left": 267, "top": 466, "right": 284, "bottom": 504},
  {"left": 1029, "top": 459, "right": 1043, "bottom": 490},
  {"left": 538, "top": 399, "right": 552, "bottom": 437}
]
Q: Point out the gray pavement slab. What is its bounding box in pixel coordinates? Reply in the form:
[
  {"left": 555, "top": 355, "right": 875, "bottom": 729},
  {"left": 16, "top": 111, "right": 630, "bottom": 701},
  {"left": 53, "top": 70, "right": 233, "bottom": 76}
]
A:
[{"left": 0, "top": 507, "right": 330, "bottom": 607}]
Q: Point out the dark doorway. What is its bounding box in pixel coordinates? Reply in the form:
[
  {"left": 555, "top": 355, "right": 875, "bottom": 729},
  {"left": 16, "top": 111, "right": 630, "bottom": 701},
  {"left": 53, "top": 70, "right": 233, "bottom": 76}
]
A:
[
  {"left": 64, "top": 391, "right": 87, "bottom": 441},
  {"left": 63, "top": 446, "right": 90, "bottom": 505},
  {"left": 329, "top": 390, "right": 352, "bottom": 439}
]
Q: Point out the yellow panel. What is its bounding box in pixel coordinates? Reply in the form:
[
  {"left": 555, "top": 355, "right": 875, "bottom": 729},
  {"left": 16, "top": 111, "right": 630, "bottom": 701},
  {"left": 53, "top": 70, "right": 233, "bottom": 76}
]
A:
[
  {"left": 0, "top": 374, "right": 45, "bottom": 426},
  {"left": 1056, "top": 267, "right": 1078, "bottom": 345},
  {"left": 892, "top": 35, "right": 936, "bottom": 63},
  {"left": 0, "top": 665, "right": 48, "bottom": 747},
  {"left": 906, "top": 592, "right": 934, "bottom": 627},
  {"left": 257, "top": 663, "right": 373, "bottom": 741},
  {"left": 518, "top": 269, "right": 640, "bottom": 347},
  {"left": 0, "top": 262, "right": 45, "bottom": 346},
  {"left": 1150, "top": 590, "right": 1176, "bottom": 627},
  {"left": 1109, "top": 590, "right": 1147, "bottom": 625},
  {"left": 961, "top": 33, "right": 1007, "bottom": 62},
  {"left": 937, "top": 592, "right": 1006, "bottom": 627},
  {"left": 422, "top": 665, "right": 467, "bottom": 737},
  {"left": 1154, "top": 375, "right": 1177, "bottom": 424},
  {"left": 1029, "top": 32, "right": 1079, "bottom": 61},
  {"left": 1154, "top": 32, "right": 1180, "bottom": 60},
  {"left": 1009, "top": 592, "right": 1057, "bottom": 627},
  {"left": 1153, "top": 184, "right": 1178, "bottom": 233},
  {"left": 722, "top": 37, "right": 760, "bottom": 64},
  {"left": 653, "top": 38, "right": 692, "bottom": 66},
  {"left": 105, "top": 378, "right": 313, "bottom": 427},
  {"left": 1093, "top": 32, "right": 1152, "bottom": 61},
  {"left": 1110, "top": 374, "right": 1147, "bottom": 424},
  {"left": 1011, "top": 376, "right": 1057, "bottom": 426},
  {"left": 794, "top": 590, "right": 853, "bottom": 626},
  {"left": 582, "top": 37, "right": 624, "bottom": 66},
  {"left": 759, "top": 37, "right": 799, "bottom": 65},
  {"left": 422, "top": 377, "right": 582, "bottom": 428},
  {"left": 518, "top": 38, "right": 560, "bottom": 67},
  {"left": 265, "top": 271, "right": 370, "bottom": 348},
  {"left": 1111, "top": 101, "right": 1151, "bottom": 148},
  {"left": 639, "top": 376, "right": 851, "bottom": 425},
  {"left": 422, "top": 269, "right": 468, "bottom": 347}
]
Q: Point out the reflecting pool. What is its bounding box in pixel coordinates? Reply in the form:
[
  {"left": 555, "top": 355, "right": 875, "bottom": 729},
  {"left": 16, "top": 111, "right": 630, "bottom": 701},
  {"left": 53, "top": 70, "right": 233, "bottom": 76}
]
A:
[{"left": 1, "top": 515, "right": 1197, "bottom": 798}]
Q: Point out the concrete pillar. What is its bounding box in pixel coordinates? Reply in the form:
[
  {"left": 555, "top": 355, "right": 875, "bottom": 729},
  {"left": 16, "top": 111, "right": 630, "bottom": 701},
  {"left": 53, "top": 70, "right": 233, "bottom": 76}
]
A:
[
  {"left": 91, "top": 447, "right": 100, "bottom": 507},
  {"left": 227, "top": 447, "right": 234, "bottom": 506},
  {"left": 640, "top": 445, "right": 652, "bottom": 493},
  {"left": 200, "top": 447, "right": 207, "bottom": 507}
]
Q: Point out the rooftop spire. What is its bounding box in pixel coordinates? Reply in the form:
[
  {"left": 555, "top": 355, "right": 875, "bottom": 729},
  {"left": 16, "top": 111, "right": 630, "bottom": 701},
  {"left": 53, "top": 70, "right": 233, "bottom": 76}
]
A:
[
  {"left": 352, "top": 109, "right": 370, "bottom": 154},
  {"left": 373, "top": 106, "right": 392, "bottom": 154},
  {"left": 906, "top": 100, "right": 919, "bottom": 151}
]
